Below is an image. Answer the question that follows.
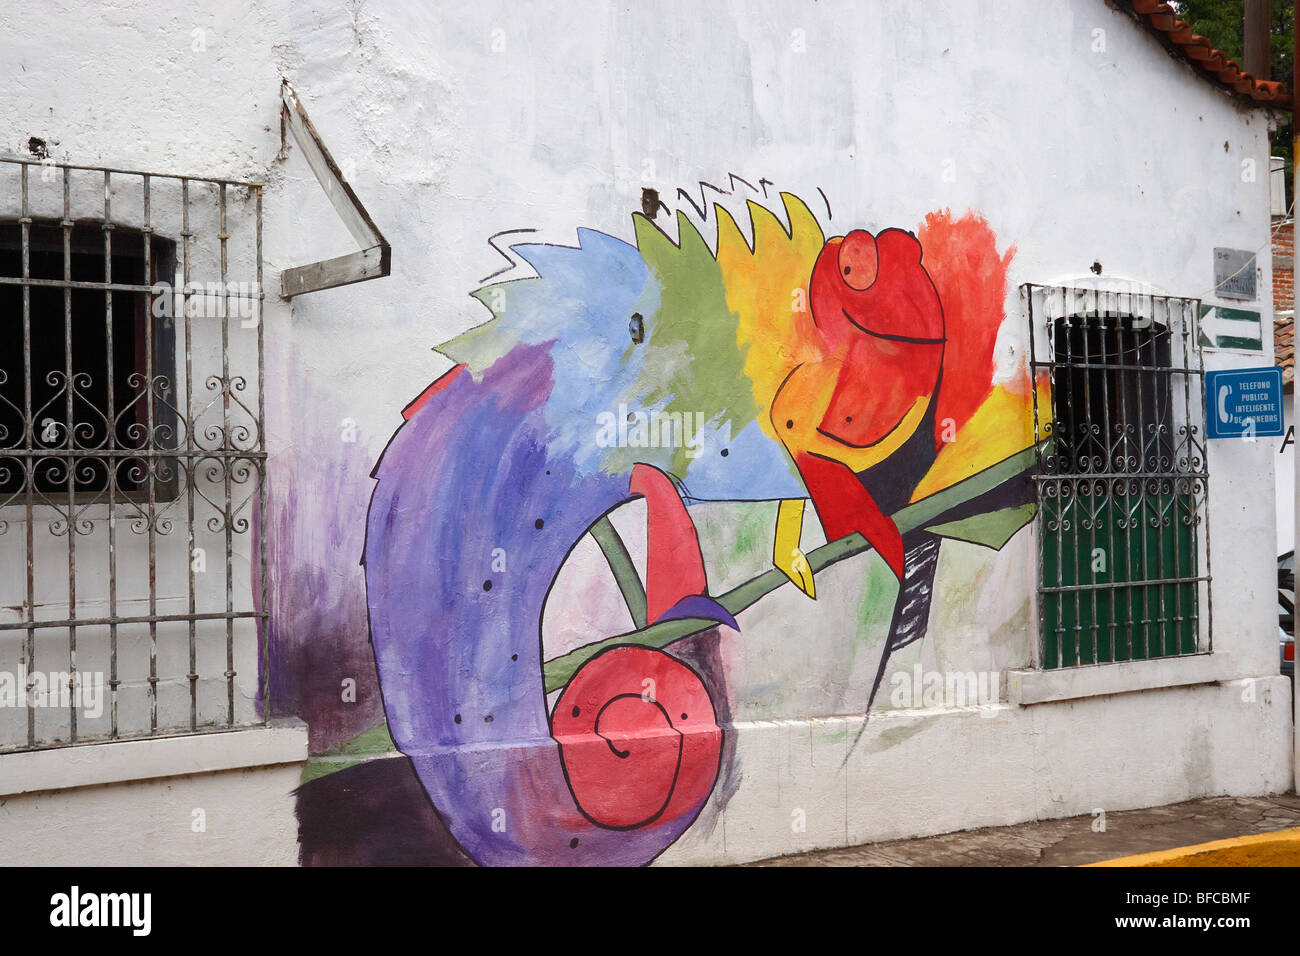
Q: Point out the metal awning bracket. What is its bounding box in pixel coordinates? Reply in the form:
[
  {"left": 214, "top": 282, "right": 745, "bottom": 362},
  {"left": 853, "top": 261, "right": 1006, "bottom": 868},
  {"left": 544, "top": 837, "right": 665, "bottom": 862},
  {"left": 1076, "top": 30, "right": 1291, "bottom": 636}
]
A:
[{"left": 278, "top": 79, "right": 391, "bottom": 298}]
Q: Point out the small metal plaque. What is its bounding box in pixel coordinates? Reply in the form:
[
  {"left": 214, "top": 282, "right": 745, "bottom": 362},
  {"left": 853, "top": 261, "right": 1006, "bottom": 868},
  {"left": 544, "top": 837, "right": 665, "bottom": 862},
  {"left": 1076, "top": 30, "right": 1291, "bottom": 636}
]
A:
[{"left": 1213, "top": 247, "right": 1257, "bottom": 301}]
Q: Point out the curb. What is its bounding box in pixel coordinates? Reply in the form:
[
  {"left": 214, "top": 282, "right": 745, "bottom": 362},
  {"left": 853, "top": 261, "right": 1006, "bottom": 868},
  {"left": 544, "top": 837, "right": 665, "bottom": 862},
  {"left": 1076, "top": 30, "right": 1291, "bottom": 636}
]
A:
[{"left": 1084, "top": 827, "right": 1300, "bottom": 867}]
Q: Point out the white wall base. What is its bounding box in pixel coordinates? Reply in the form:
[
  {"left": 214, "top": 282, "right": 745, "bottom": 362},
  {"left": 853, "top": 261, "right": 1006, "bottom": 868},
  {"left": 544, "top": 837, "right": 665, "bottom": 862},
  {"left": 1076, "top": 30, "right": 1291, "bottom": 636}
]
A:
[
  {"left": 0, "top": 721, "right": 307, "bottom": 866},
  {"left": 655, "top": 676, "right": 1294, "bottom": 865}
]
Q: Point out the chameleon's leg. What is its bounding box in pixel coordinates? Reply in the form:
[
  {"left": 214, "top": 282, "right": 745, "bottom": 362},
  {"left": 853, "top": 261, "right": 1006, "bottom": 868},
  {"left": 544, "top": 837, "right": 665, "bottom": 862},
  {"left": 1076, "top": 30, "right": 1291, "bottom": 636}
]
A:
[
  {"left": 774, "top": 498, "right": 816, "bottom": 599},
  {"left": 794, "top": 450, "right": 904, "bottom": 578}
]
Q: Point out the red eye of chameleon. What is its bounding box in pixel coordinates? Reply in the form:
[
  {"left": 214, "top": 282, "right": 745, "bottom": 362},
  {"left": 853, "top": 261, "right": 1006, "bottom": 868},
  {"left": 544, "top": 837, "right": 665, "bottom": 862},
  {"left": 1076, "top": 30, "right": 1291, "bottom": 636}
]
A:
[{"left": 837, "top": 231, "right": 878, "bottom": 291}]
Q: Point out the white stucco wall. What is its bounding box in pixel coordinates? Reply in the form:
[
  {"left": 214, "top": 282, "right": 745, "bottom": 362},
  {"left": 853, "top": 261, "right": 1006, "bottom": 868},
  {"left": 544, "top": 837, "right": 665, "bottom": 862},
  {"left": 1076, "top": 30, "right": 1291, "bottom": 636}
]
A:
[
  {"left": 0, "top": 721, "right": 306, "bottom": 864},
  {"left": 1, "top": 765, "right": 303, "bottom": 865},
  {"left": 0, "top": 0, "right": 1292, "bottom": 865},
  {"left": 1279, "top": 384, "right": 1294, "bottom": 555}
]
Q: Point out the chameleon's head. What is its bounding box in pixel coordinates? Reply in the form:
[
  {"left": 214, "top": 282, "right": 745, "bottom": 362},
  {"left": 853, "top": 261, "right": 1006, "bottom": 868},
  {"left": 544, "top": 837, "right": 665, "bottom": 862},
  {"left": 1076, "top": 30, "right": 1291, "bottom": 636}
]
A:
[
  {"left": 800, "top": 228, "right": 946, "bottom": 462},
  {"left": 810, "top": 228, "right": 945, "bottom": 348}
]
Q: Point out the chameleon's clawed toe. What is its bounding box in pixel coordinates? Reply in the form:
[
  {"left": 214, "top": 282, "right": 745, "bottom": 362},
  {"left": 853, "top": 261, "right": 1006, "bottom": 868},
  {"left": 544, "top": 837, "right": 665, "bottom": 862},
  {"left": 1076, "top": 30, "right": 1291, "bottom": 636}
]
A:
[{"left": 775, "top": 498, "right": 817, "bottom": 599}]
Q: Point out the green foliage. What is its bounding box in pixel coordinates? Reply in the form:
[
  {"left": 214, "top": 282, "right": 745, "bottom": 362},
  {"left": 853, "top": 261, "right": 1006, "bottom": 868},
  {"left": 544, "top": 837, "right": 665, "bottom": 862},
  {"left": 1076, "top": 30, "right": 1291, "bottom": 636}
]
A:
[
  {"left": 1173, "top": 0, "right": 1294, "bottom": 207},
  {"left": 1175, "top": 0, "right": 1292, "bottom": 80}
]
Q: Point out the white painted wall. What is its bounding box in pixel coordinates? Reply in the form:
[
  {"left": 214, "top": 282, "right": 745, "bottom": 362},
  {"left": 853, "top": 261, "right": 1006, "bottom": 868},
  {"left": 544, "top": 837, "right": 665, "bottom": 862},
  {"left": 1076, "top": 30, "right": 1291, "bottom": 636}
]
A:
[
  {"left": 0, "top": 0, "right": 1292, "bottom": 865},
  {"left": 660, "top": 677, "right": 1292, "bottom": 864},
  {"left": 1, "top": 765, "right": 302, "bottom": 865},
  {"left": 1279, "top": 383, "right": 1294, "bottom": 555},
  {"left": 0, "top": 721, "right": 307, "bottom": 864}
]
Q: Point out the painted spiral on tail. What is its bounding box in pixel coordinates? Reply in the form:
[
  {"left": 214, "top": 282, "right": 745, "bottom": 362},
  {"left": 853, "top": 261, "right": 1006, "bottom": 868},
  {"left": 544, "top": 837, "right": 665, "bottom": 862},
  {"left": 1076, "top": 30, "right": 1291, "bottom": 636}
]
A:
[{"left": 552, "top": 646, "right": 722, "bottom": 832}]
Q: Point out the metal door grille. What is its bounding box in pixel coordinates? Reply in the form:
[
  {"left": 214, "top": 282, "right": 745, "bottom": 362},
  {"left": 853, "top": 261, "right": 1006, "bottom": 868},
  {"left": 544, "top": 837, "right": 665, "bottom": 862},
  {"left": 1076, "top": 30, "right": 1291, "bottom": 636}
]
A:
[
  {"left": 0, "top": 156, "right": 267, "bottom": 751},
  {"left": 1024, "top": 284, "right": 1212, "bottom": 669}
]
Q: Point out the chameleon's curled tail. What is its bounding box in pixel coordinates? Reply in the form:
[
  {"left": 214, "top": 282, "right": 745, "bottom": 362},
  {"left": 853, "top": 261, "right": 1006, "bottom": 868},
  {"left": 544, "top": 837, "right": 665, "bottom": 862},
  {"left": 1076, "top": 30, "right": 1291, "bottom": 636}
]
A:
[{"left": 364, "top": 342, "right": 720, "bottom": 865}]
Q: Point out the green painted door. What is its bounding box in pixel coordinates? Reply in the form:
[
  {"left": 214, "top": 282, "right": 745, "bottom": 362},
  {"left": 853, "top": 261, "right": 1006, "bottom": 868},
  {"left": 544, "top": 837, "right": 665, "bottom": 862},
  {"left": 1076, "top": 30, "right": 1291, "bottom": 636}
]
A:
[
  {"left": 1039, "top": 313, "right": 1203, "bottom": 668},
  {"left": 1041, "top": 485, "right": 1199, "bottom": 668}
]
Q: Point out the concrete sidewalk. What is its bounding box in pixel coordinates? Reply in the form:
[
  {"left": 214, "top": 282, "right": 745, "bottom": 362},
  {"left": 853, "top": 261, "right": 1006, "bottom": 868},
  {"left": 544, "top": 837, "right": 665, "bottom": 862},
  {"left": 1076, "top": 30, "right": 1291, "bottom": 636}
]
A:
[{"left": 745, "top": 794, "right": 1300, "bottom": 866}]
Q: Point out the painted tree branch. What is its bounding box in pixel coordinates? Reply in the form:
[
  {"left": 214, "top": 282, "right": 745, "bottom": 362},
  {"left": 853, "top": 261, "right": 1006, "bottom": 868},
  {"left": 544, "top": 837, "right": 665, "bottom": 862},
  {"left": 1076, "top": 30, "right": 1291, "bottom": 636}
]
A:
[{"left": 543, "top": 442, "right": 1042, "bottom": 693}]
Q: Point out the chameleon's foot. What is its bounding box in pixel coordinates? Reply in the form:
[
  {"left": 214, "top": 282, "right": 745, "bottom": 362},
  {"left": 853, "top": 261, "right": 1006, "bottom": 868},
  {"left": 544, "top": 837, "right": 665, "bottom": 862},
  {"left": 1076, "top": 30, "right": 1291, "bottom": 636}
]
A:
[{"left": 775, "top": 498, "right": 816, "bottom": 599}]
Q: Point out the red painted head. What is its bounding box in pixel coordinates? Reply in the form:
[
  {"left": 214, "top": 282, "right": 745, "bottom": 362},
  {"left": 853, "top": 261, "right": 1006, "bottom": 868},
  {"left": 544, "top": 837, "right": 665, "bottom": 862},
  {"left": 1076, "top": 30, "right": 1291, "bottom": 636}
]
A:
[
  {"left": 806, "top": 228, "right": 946, "bottom": 453},
  {"left": 810, "top": 228, "right": 945, "bottom": 346}
]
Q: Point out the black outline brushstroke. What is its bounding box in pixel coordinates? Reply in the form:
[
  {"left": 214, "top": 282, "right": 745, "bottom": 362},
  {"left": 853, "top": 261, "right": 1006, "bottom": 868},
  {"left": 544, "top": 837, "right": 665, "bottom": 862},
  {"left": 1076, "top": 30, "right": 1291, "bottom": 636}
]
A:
[
  {"left": 674, "top": 173, "right": 764, "bottom": 221},
  {"left": 838, "top": 313, "right": 947, "bottom": 345},
  {"left": 479, "top": 227, "right": 540, "bottom": 283}
]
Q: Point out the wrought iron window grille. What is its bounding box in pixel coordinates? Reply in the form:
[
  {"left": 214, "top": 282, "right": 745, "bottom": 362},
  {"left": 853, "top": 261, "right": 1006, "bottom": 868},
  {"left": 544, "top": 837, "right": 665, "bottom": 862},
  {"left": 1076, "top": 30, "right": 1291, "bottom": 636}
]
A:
[
  {"left": 1024, "top": 283, "right": 1212, "bottom": 670},
  {"left": 0, "top": 157, "right": 267, "bottom": 752}
]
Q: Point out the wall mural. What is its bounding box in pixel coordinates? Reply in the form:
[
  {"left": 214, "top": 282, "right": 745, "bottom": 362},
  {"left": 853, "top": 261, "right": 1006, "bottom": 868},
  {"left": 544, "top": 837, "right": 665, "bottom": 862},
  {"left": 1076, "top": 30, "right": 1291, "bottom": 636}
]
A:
[{"left": 359, "top": 187, "right": 1049, "bottom": 866}]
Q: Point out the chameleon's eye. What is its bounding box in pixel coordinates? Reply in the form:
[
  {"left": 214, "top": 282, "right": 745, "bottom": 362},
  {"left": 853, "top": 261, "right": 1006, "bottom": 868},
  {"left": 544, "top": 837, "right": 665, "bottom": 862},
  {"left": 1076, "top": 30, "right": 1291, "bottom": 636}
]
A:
[{"left": 837, "top": 230, "right": 878, "bottom": 291}]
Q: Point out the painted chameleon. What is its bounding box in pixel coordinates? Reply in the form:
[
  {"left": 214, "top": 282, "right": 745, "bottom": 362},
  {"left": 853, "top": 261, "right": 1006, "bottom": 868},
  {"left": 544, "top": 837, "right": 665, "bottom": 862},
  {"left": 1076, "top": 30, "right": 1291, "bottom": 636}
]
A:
[{"left": 363, "top": 191, "right": 1044, "bottom": 866}]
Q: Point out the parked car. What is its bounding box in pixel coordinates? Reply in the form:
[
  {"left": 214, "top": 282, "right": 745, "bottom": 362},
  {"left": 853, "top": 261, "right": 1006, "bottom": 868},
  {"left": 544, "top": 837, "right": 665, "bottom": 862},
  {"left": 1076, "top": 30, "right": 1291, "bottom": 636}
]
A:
[{"left": 1280, "top": 551, "right": 1294, "bottom": 684}]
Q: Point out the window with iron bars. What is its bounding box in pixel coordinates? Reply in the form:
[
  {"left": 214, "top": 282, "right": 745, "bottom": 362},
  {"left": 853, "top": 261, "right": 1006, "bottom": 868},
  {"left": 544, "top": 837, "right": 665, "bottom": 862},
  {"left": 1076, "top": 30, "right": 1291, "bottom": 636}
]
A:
[
  {"left": 0, "top": 157, "right": 267, "bottom": 751},
  {"left": 1024, "top": 284, "right": 1212, "bottom": 669}
]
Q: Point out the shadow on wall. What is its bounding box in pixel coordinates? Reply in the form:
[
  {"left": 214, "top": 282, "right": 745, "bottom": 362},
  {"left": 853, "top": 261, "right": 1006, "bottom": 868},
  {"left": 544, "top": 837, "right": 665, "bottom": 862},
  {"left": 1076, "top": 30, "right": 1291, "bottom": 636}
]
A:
[
  {"left": 261, "top": 366, "right": 387, "bottom": 753},
  {"left": 296, "top": 756, "right": 474, "bottom": 866}
]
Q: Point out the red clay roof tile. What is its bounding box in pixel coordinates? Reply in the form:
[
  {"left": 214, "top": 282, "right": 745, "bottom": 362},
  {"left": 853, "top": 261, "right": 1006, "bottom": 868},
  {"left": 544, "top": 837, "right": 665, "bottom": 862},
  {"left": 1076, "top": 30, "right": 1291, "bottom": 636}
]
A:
[{"left": 1119, "top": 1, "right": 1292, "bottom": 108}]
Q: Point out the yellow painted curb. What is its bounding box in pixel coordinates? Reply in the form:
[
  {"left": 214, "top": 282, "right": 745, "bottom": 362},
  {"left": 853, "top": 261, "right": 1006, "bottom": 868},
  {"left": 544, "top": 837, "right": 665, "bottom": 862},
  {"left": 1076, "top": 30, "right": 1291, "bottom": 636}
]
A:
[{"left": 1085, "top": 827, "right": 1300, "bottom": 867}]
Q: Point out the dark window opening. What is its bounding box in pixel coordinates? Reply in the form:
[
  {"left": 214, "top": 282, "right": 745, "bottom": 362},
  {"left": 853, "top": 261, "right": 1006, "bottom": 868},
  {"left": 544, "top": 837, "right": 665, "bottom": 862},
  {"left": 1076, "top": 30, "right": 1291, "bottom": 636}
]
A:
[
  {"left": 0, "top": 221, "right": 178, "bottom": 500},
  {"left": 1050, "top": 316, "right": 1174, "bottom": 477}
]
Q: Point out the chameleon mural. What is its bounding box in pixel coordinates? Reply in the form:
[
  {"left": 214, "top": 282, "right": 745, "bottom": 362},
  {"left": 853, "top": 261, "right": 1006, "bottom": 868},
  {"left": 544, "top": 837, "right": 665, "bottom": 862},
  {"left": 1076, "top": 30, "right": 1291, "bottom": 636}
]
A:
[{"left": 361, "top": 187, "right": 1050, "bottom": 866}]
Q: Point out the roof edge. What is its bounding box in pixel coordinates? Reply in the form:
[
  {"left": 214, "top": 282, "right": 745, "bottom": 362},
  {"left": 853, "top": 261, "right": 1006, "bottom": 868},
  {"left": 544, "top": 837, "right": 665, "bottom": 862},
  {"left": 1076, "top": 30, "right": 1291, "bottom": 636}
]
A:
[{"left": 1116, "top": 0, "right": 1293, "bottom": 110}]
